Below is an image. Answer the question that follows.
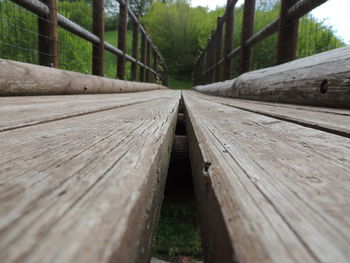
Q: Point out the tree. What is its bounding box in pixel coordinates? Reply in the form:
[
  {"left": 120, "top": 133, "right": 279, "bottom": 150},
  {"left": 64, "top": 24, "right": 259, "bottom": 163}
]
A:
[
  {"left": 143, "top": 0, "right": 222, "bottom": 78},
  {"left": 130, "top": 0, "right": 154, "bottom": 15}
]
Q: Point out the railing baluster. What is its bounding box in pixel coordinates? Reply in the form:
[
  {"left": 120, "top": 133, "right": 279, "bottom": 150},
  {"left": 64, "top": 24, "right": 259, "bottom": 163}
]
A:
[
  {"left": 277, "top": 0, "right": 299, "bottom": 64},
  {"left": 92, "top": 0, "right": 104, "bottom": 76},
  {"left": 140, "top": 33, "right": 147, "bottom": 82},
  {"left": 215, "top": 16, "right": 223, "bottom": 82},
  {"left": 153, "top": 51, "right": 158, "bottom": 83},
  {"left": 146, "top": 39, "right": 151, "bottom": 82},
  {"left": 223, "top": 0, "right": 234, "bottom": 80},
  {"left": 209, "top": 30, "right": 216, "bottom": 83},
  {"left": 38, "top": 0, "right": 58, "bottom": 68},
  {"left": 131, "top": 14, "right": 140, "bottom": 81},
  {"left": 240, "top": 0, "right": 255, "bottom": 74},
  {"left": 117, "top": 0, "right": 128, "bottom": 79}
]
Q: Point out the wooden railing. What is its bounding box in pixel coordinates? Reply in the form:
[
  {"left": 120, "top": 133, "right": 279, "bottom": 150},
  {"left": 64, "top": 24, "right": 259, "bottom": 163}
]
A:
[
  {"left": 10, "top": 0, "right": 168, "bottom": 85},
  {"left": 193, "top": 0, "right": 328, "bottom": 85}
]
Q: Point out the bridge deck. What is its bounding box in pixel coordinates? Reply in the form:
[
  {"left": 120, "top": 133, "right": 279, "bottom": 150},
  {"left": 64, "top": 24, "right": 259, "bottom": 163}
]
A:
[
  {"left": 0, "top": 90, "right": 181, "bottom": 262},
  {"left": 183, "top": 90, "right": 350, "bottom": 263},
  {"left": 0, "top": 89, "right": 349, "bottom": 263}
]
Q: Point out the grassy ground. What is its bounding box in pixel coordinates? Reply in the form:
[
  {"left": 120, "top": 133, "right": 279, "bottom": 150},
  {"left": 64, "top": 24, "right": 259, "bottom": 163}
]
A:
[
  {"left": 104, "top": 30, "right": 133, "bottom": 79},
  {"left": 153, "top": 200, "right": 203, "bottom": 261},
  {"left": 168, "top": 76, "right": 193, "bottom": 90},
  {"left": 104, "top": 30, "right": 133, "bottom": 51}
]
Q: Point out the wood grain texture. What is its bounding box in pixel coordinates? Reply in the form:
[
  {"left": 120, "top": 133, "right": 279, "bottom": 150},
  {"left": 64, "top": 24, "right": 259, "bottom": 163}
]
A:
[
  {"left": 191, "top": 92, "right": 350, "bottom": 137},
  {"left": 183, "top": 90, "right": 350, "bottom": 263},
  {"left": 0, "top": 59, "right": 166, "bottom": 96},
  {"left": 194, "top": 46, "right": 350, "bottom": 108},
  {"left": 0, "top": 91, "right": 180, "bottom": 263},
  {"left": 0, "top": 90, "right": 179, "bottom": 132}
]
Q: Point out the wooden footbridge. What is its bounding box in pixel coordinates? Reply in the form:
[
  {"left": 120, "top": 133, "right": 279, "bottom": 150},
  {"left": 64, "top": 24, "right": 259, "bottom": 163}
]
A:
[{"left": 0, "top": 0, "right": 350, "bottom": 262}]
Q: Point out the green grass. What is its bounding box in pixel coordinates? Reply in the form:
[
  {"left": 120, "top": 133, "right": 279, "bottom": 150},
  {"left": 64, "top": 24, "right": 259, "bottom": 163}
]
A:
[
  {"left": 104, "top": 30, "right": 133, "bottom": 52},
  {"left": 153, "top": 200, "right": 203, "bottom": 259},
  {"left": 168, "top": 76, "right": 193, "bottom": 90},
  {"left": 103, "top": 31, "right": 194, "bottom": 87},
  {"left": 104, "top": 30, "right": 133, "bottom": 79}
]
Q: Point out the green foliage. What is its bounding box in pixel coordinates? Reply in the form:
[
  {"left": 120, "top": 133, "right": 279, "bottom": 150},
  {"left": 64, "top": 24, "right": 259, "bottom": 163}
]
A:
[
  {"left": 130, "top": 0, "right": 154, "bottom": 16},
  {"left": 230, "top": 2, "right": 344, "bottom": 76},
  {"left": 297, "top": 14, "right": 344, "bottom": 58},
  {"left": 168, "top": 76, "right": 192, "bottom": 89},
  {"left": 58, "top": 29, "right": 92, "bottom": 74},
  {"left": 105, "top": 14, "right": 118, "bottom": 31},
  {"left": 143, "top": 0, "right": 222, "bottom": 78},
  {"left": 57, "top": 1, "right": 93, "bottom": 73},
  {"left": 0, "top": 1, "right": 38, "bottom": 64},
  {"left": 0, "top": 0, "right": 94, "bottom": 73},
  {"left": 104, "top": 30, "right": 133, "bottom": 79},
  {"left": 143, "top": 0, "right": 345, "bottom": 80},
  {"left": 58, "top": 1, "right": 92, "bottom": 30},
  {"left": 153, "top": 200, "right": 202, "bottom": 259},
  {"left": 0, "top": 0, "right": 346, "bottom": 82}
]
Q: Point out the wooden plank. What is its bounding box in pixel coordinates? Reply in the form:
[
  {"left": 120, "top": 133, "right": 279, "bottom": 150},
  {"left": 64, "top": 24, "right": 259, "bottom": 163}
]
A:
[
  {"left": 194, "top": 46, "right": 350, "bottom": 109},
  {"left": 0, "top": 91, "right": 181, "bottom": 262},
  {"left": 191, "top": 91, "right": 350, "bottom": 137},
  {"left": 0, "top": 59, "right": 166, "bottom": 96},
  {"left": 0, "top": 90, "right": 178, "bottom": 132},
  {"left": 183, "top": 90, "right": 350, "bottom": 263}
]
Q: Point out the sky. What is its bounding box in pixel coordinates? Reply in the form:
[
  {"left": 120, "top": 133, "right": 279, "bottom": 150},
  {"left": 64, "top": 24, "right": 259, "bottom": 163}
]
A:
[{"left": 190, "top": 0, "right": 350, "bottom": 44}]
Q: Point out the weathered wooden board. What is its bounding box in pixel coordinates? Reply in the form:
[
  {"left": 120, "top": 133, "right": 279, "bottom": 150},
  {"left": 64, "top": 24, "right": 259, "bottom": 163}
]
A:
[
  {"left": 0, "top": 59, "right": 166, "bottom": 96},
  {"left": 192, "top": 91, "right": 350, "bottom": 137},
  {"left": 0, "top": 91, "right": 180, "bottom": 263},
  {"left": 183, "top": 90, "right": 350, "bottom": 263},
  {"left": 194, "top": 46, "right": 350, "bottom": 108},
  {"left": 0, "top": 90, "right": 179, "bottom": 132}
]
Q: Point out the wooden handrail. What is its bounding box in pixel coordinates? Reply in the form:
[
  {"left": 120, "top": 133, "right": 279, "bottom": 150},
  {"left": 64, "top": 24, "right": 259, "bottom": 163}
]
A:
[
  {"left": 194, "top": 0, "right": 330, "bottom": 85},
  {"left": 10, "top": 0, "right": 167, "bottom": 84}
]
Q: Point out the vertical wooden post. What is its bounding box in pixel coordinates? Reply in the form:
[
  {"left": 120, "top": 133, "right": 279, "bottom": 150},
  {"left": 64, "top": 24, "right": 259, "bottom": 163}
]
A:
[
  {"left": 153, "top": 52, "right": 158, "bottom": 83},
  {"left": 161, "top": 62, "right": 168, "bottom": 87},
  {"left": 193, "top": 55, "right": 200, "bottom": 85},
  {"left": 131, "top": 14, "right": 140, "bottom": 81},
  {"left": 215, "top": 17, "right": 223, "bottom": 82},
  {"left": 198, "top": 55, "right": 205, "bottom": 85},
  {"left": 204, "top": 49, "right": 210, "bottom": 84},
  {"left": 209, "top": 30, "right": 216, "bottom": 84},
  {"left": 223, "top": 0, "right": 234, "bottom": 80},
  {"left": 201, "top": 53, "right": 206, "bottom": 85},
  {"left": 117, "top": 0, "right": 128, "bottom": 79},
  {"left": 146, "top": 40, "right": 151, "bottom": 82},
  {"left": 92, "top": 0, "right": 104, "bottom": 76},
  {"left": 240, "top": 0, "right": 255, "bottom": 74},
  {"left": 139, "top": 33, "right": 147, "bottom": 82},
  {"left": 277, "top": 0, "right": 299, "bottom": 64},
  {"left": 163, "top": 68, "right": 168, "bottom": 87},
  {"left": 38, "top": 0, "right": 58, "bottom": 67}
]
